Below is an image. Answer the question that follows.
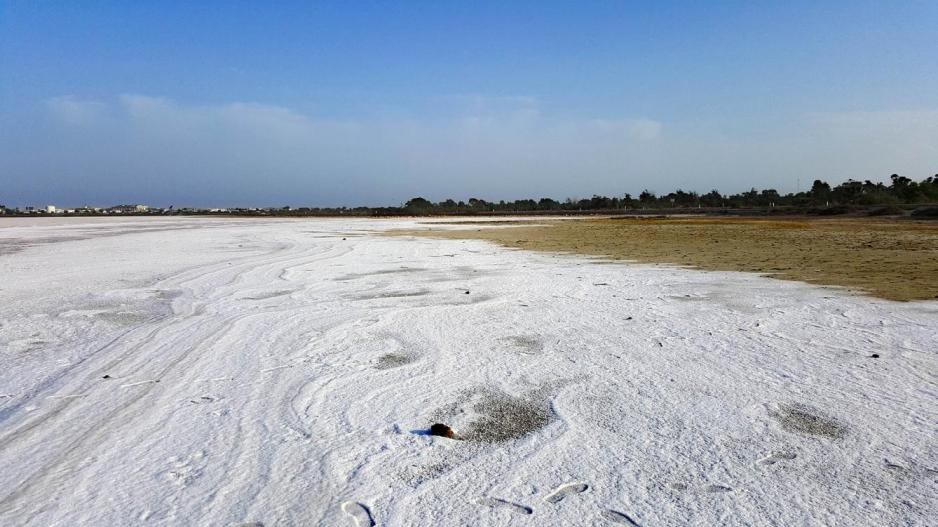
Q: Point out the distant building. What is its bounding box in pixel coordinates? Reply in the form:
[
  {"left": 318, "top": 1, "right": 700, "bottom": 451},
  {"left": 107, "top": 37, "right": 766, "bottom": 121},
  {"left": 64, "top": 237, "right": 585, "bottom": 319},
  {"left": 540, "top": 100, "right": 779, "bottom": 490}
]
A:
[
  {"left": 46, "top": 205, "right": 57, "bottom": 213},
  {"left": 109, "top": 204, "right": 150, "bottom": 213}
]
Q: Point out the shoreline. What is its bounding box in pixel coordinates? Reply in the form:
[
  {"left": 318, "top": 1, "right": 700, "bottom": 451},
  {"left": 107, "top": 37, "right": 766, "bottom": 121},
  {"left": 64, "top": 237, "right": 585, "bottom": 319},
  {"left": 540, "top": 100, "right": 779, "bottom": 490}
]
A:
[{"left": 393, "top": 216, "right": 938, "bottom": 302}]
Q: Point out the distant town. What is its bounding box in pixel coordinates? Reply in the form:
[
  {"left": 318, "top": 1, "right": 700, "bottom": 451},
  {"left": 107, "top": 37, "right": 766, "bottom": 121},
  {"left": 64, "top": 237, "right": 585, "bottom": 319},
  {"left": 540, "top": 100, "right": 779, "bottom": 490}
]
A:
[
  {"left": 0, "top": 203, "right": 231, "bottom": 215},
  {"left": 6, "top": 204, "right": 156, "bottom": 215}
]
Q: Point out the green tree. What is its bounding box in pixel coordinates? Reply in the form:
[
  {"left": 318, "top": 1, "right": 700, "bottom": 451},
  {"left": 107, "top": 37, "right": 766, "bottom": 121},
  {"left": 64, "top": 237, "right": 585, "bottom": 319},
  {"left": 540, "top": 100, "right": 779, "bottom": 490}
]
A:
[{"left": 404, "top": 197, "right": 433, "bottom": 212}]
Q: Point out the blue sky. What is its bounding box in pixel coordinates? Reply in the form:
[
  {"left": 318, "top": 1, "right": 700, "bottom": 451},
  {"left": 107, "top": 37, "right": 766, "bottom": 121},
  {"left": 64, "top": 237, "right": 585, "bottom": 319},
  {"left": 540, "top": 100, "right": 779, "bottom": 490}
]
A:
[{"left": 2, "top": 1, "right": 937, "bottom": 207}]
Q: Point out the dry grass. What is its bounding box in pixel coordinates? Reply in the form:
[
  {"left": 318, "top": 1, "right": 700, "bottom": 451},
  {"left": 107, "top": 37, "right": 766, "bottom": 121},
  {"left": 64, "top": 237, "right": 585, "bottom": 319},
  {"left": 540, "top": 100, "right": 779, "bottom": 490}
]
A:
[{"left": 394, "top": 216, "right": 938, "bottom": 301}]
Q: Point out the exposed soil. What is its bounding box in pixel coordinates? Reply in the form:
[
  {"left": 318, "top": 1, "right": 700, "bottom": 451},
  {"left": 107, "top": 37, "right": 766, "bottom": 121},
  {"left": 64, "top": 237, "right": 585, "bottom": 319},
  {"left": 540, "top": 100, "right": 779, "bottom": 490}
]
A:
[
  {"left": 374, "top": 353, "right": 417, "bottom": 370},
  {"left": 431, "top": 386, "right": 554, "bottom": 444},
  {"left": 772, "top": 403, "right": 848, "bottom": 439}
]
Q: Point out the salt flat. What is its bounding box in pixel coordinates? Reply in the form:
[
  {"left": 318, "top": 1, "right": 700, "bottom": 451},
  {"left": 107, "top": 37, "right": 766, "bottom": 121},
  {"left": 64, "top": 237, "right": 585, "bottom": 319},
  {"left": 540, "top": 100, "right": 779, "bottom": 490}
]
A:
[{"left": 0, "top": 217, "right": 935, "bottom": 526}]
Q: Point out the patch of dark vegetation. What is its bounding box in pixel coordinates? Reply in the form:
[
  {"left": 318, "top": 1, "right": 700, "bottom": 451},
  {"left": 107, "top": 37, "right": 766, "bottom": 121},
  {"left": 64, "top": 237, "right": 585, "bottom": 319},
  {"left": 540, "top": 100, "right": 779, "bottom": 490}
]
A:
[
  {"left": 772, "top": 403, "right": 847, "bottom": 439},
  {"left": 865, "top": 205, "right": 903, "bottom": 216},
  {"left": 910, "top": 206, "right": 938, "bottom": 218},
  {"left": 374, "top": 353, "right": 416, "bottom": 370},
  {"left": 433, "top": 386, "right": 555, "bottom": 443},
  {"left": 807, "top": 205, "right": 852, "bottom": 216}
]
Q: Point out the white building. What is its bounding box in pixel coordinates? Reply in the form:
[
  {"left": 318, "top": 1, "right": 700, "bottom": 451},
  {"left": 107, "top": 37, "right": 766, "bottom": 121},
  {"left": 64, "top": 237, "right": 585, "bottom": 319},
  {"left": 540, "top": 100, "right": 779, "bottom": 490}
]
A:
[
  {"left": 109, "top": 204, "right": 150, "bottom": 213},
  {"left": 46, "top": 205, "right": 57, "bottom": 214}
]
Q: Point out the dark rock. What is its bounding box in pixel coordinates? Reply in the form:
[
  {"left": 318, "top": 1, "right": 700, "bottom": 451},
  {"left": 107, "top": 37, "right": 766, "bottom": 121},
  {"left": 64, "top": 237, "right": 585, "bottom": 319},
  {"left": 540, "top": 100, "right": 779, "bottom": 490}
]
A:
[{"left": 429, "top": 423, "right": 457, "bottom": 439}]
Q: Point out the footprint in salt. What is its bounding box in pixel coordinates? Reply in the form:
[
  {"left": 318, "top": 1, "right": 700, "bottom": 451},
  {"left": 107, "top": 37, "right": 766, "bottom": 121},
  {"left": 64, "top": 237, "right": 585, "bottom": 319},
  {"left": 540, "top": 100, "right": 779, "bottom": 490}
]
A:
[
  {"left": 544, "top": 482, "right": 589, "bottom": 504},
  {"left": 600, "top": 509, "right": 641, "bottom": 526},
  {"left": 341, "top": 501, "right": 375, "bottom": 527},
  {"left": 190, "top": 396, "right": 219, "bottom": 404},
  {"left": 475, "top": 497, "right": 533, "bottom": 515},
  {"left": 758, "top": 452, "right": 797, "bottom": 466},
  {"left": 704, "top": 484, "right": 734, "bottom": 493}
]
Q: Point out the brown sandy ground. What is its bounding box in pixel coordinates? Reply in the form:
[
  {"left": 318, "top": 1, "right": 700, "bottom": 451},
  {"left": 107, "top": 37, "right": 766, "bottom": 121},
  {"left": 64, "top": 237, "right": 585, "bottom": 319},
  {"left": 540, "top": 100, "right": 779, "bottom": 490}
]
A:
[{"left": 392, "top": 217, "right": 938, "bottom": 302}]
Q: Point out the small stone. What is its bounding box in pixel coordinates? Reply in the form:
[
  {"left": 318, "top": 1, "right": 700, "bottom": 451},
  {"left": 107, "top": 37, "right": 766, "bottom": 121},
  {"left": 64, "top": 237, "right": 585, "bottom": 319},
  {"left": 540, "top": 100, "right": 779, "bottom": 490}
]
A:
[
  {"left": 429, "top": 423, "right": 457, "bottom": 439},
  {"left": 102, "top": 375, "right": 111, "bottom": 379},
  {"left": 871, "top": 353, "right": 880, "bottom": 358}
]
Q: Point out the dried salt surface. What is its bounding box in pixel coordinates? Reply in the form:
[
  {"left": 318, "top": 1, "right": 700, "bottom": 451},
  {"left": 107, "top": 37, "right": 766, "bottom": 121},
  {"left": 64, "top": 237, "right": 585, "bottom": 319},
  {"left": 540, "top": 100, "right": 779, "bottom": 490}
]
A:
[{"left": 0, "top": 216, "right": 936, "bottom": 526}]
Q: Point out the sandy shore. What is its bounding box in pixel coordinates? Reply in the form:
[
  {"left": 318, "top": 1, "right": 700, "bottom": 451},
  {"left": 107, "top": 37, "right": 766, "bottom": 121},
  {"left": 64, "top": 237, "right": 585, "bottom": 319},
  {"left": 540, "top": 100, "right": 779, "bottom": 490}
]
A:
[{"left": 396, "top": 216, "right": 938, "bottom": 301}]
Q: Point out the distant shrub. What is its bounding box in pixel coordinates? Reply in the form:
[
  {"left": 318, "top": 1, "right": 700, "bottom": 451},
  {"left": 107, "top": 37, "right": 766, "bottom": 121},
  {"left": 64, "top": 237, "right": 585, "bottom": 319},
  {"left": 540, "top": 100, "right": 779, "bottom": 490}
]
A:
[
  {"left": 910, "top": 206, "right": 938, "bottom": 218},
  {"left": 866, "top": 206, "right": 903, "bottom": 216},
  {"left": 807, "top": 205, "right": 851, "bottom": 216},
  {"left": 858, "top": 192, "right": 899, "bottom": 206}
]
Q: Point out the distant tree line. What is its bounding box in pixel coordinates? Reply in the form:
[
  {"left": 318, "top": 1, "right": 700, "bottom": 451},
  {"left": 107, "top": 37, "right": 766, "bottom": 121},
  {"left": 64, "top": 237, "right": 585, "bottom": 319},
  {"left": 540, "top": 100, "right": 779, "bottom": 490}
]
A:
[{"left": 389, "top": 174, "right": 938, "bottom": 214}]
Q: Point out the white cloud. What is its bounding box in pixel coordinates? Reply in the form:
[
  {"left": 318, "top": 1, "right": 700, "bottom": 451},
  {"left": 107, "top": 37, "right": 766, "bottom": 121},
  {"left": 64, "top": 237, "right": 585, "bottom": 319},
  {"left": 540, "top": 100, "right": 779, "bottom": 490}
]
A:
[
  {"left": 45, "top": 96, "right": 107, "bottom": 125},
  {"left": 19, "top": 94, "right": 937, "bottom": 206},
  {"left": 31, "top": 94, "right": 669, "bottom": 203},
  {"left": 587, "top": 118, "right": 663, "bottom": 140},
  {"left": 628, "top": 119, "right": 664, "bottom": 140}
]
